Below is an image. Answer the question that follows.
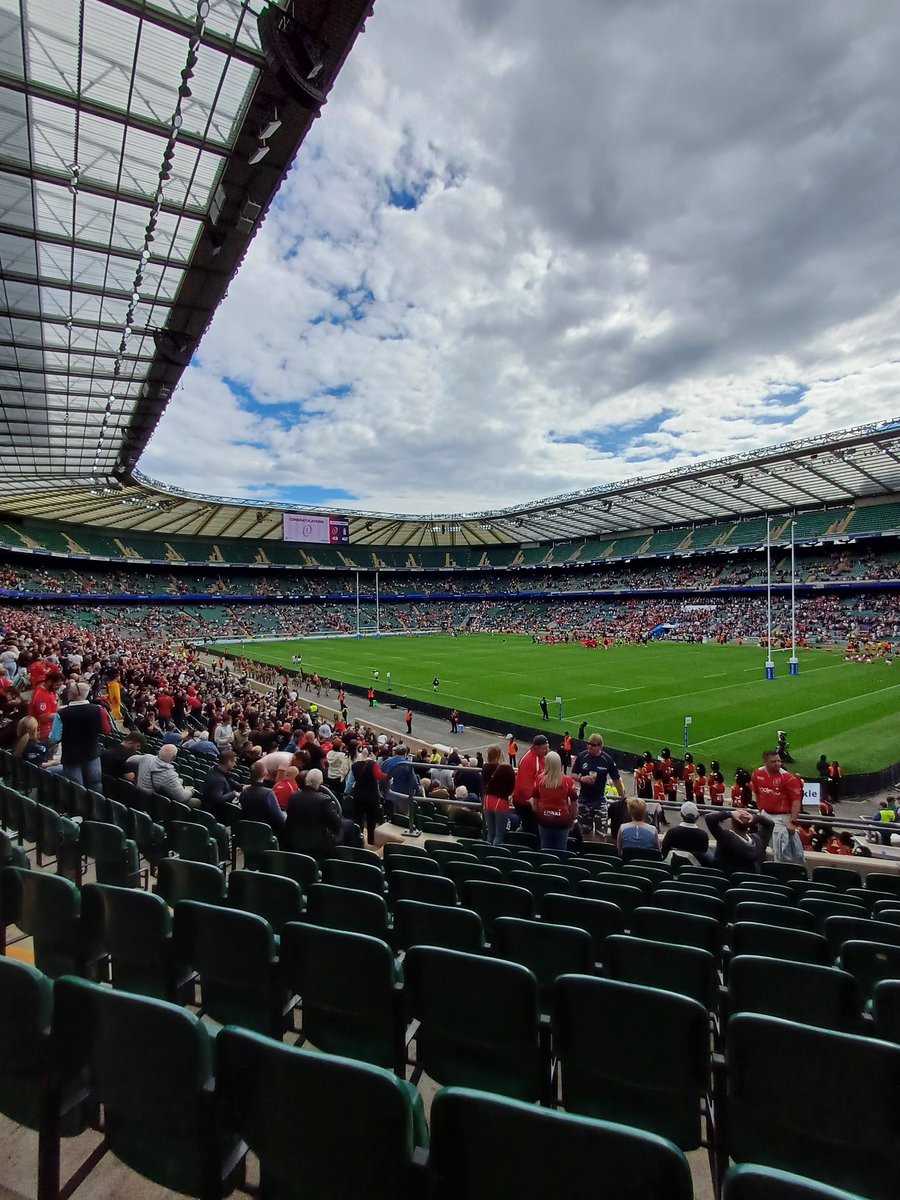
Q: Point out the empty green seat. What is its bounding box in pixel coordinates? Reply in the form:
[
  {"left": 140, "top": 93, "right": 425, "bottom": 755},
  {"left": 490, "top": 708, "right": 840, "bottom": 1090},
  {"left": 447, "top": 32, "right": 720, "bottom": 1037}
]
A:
[
  {"left": 169, "top": 821, "right": 218, "bottom": 866},
  {"left": 280, "top": 923, "right": 404, "bottom": 1074},
  {"left": 838, "top": 940, "right": 900, "bottom": 1007},
  {"left": 0, "top": 866, "right": 99, "bottom": 978},
  {"left": 760, "top": 862, "right": 809, "bottom": 884},
  {"left": 724, "top": 1163, "right": 874, "bottom": 1200},
  {"left": 873, "top": 980, "right": 900, "bottom": 1045},
  {"left": 510, "top": 870, "right": 570, "bottom": 915},
  {"left": 392, "top": 900, "right": 484, "bottom": 955},
  {"left": 726, "top": 1014, "right": 900, "bottom": 1199},
  {"left": 334, "top": 844, "right": 382, "bottom": 867},
  {"left": 234, "top": 820, "right": 278, "bottom": 870},
  {"left": 541, "top": 893, "right": 623, "bottom": 964},
  {"left": 445, "top": 861, "right": 502, "bottom": 888},
  {"left": 727, "top": 955, "right": 860, "bottom": 1033},
  {"left": 53, "top": 976, "right": 246, "bottom": 1197},
  {"left": 82, "top": 882, "right": 187, "bottom": 1001},
  {"left": 799, "top": 897, "right": 867, "bottom": 933},
  {"left": 577, "top": 878, "right": 646, "bottom": 922},
  {"left": 730, "top": 923, "right": 828, "bottom": 966},
  {"left": 404, "top": 946, "right": 546, "bottom": 1102},
  {"left": 459, "top": 881, "right": 534, "bottom": 943},
  {"left": 80, "top": 821, "right": 142, "bottom": 888},
  {"left": 155, "top": 858, "right": 226, "bottom": 908},
  {"left": 824, "top": 916, "right": 900, "bottom": 962},
  {"left": 493, "top": 917, "right": 593, "bottom": 1011},
  {"left": 604, "top": 935, "right": 718, "bottom": 1011},
  {"left": 217, "top": 1027, "right": 426, "bottom": 1199},
  {"left": 228, "top": 869, "right": 304, "bottom": 934},
  {"left": 174, "top": 900, "right": 288, "bottom": 1036},
  {"left": 865, "top": 873, "right": 900, "bottom": 897},
  {"left": 653, "top": 887, "right": 725, "bottom": 924},
  {"left": 389, "top": 869, "right": 458, "bottom": 907},
  {"left": 305, "top": 882, "right": 391, "bottom": 942},
  {"left": 812, "top": 866, "right": 860, "bottom": 892},
  {"left": 631, "top": 906, "right": 722, "bottom": 958},
  {"left": 429, "top": 1086, "right": 692, "bottom": 1200},
  {"left": 323, "top": 858, "right": 385, "bottom": 895},
  {"left": 258, "top": 849, "right": 318, "bottom": 892},
  {"left": 554, "top": 974, "right": 711, "bottom": 1154},
  {"left": 733, "top": 902, "right": 813, "bottom": 932}
]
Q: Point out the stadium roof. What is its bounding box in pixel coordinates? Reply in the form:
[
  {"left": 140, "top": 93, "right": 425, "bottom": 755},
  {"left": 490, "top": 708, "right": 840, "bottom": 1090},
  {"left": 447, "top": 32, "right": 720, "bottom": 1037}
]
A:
[
  {"left": 0, "top": 419, "right": 898, "bottom": 546},
  {"left": 1, "top": 6, "right": 898, "bottom": 550},
  {"left": 0, "top": 0, "right": 372, "bottom": 479}
]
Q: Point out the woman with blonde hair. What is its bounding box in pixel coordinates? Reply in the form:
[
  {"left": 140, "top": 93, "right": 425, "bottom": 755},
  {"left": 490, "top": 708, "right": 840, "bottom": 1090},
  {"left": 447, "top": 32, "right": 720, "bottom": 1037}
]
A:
[
  {"left": 617, "top": 797, "right": 660, "bottom": 858},
  {"left": 533, "top": 750, "right": 577, "bottom": 851},
  {"left": 13, "top": 714, "right": 55, "bottom": 768}
]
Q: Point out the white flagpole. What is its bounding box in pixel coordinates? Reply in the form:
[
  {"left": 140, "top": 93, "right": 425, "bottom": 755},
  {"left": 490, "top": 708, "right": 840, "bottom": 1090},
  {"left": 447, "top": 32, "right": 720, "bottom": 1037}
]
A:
[
  {"left": 789, "top": 519, "right": 799, "bottom": 676},
  {"left": 765, "top": 515, "right": 775, "bottom": 680}
]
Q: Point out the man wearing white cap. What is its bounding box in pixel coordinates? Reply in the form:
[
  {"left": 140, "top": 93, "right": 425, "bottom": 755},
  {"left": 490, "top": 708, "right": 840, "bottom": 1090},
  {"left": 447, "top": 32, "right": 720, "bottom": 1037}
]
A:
[{"left": 661, "top": 801, "right": 710, "bottom": 863}]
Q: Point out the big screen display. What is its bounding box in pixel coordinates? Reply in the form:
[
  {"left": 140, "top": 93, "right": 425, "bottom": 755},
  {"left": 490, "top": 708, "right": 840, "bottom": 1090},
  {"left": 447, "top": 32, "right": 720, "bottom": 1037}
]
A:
[{"left": 282, "top": 513, "right": 350, "bottom": 544}]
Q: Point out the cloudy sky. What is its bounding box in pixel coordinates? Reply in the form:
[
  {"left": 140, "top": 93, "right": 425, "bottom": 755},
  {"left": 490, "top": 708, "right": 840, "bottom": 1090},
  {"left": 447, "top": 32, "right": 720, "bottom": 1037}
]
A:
[{"left": 141, "top": 0, "right": 900, "bottom": 515}]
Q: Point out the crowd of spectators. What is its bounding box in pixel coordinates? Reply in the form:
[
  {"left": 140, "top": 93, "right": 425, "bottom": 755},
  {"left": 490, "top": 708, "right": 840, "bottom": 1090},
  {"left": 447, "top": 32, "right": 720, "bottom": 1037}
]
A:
[
  {"left": 2, "top": 545, "right": 900, "bottom": 601},
  {"left": 3, "top": 584, "right": 898, "bottom": 648}
]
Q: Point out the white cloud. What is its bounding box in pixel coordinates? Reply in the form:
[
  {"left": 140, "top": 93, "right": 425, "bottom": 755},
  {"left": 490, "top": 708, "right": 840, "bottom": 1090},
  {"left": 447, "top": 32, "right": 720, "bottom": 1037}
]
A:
[{"left": 143, "top": 0, "right": 900, "bottom": 513}]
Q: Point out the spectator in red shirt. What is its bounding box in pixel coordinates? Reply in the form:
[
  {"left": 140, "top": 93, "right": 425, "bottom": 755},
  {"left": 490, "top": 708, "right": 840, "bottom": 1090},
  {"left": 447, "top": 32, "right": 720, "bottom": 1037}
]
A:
[
  {"left": 750, "top": 749, "right": 804, "bottom": 863},
  {"left": 155, "top": 690, "right": 174, "bottom": 722},
  {"left": 511, "top": 734, "right": 549, "bottom": 838},
  {"left": 29, "top": 670, "right": 63, "bottom": 741},
  {"left": 272, "top": 766, "right": 300, "bottom": 811}
]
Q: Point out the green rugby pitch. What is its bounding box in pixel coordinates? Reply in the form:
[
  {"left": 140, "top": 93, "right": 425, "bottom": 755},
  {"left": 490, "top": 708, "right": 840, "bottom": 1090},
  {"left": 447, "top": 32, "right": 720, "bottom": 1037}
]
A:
[{"left": 230, "top": 635, "right": 900, "bottom": 777}]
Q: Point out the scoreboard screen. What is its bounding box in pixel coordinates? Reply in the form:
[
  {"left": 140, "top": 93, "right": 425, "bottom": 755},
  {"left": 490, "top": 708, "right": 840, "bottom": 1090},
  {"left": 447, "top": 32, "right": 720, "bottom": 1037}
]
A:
[{"left": 282, "top": 513, "right": 350, "bottom": 544}]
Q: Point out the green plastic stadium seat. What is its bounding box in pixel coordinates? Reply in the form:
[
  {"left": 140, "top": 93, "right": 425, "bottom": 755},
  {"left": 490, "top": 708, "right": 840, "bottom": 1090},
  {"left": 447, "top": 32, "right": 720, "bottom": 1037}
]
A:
[
  {"left": 873, "top": 980, "right": 900, "bottom": 1045},
  {"left": 389, "top": 869, "right": 458, "bottom": 907},
  {"left": 228, "top": 869, "right": 304, "bottom": 934},
  {"left": 492, "top": 917, "right": 593, "bottom": 1011},
  {"left": 404, "top": 946, "right": 546, "bottom": 1102},
  {"left": 280, "top": 923, "right": 404, "bottom": 1074},
  {"left": 155, "top": 858, "right": 226, "bottom": 908},
  {"left": 217, "top": 1027, "right": 426, "bottom": 1200},
  {"left": 727, "top": 955, "right": 861, "bottom": 1033},
  {"left": 729, "top": 923, "right": 829, "bottom": 966},
  {"left": 726, "top": 1014, "right": 900, "bottom": 1199},
  {"left": 604, "top": 934, "right": 718, "bottom": 1010},
  {"left": 554, "top": 974, "right": 711, "bottom": 1152},
  {"left": 724, "top": 1163, "right": 875, "bottom": 1200},
  {"left": 174, "top": 900, "right": 288, "bottom": 1036},
  {"left": 81, "top": 882, "right": 189, "bottom": 1002},
  {"left": 838, "top": 940, "right": 900, "bottom": 1007},
  {"left": 305, "top": 882, "right": 391, "bottom": 942},
  {"left": 52, "top": 976, "right": 246, "bottom": 1197},
  {"left": 258, "top": 849, "right": 319, "bottom": 892},
  {"left": 392, "top": 899, "right": 484, "bottom": 955},
  {"left": 323, "top": 857, "right": 385, "bottom": 895},
  {"left": 428, "top": 1087, "right": 693, "bottom": 1200},
  {"left": 458, "top": 881, "right": 534, "bottom": 943},
  {"left": 824, "top": 916, "right": 900, "bottom": 963},
  {"left": 631, "top": 905, "right": 722, "bottom": 957},
  {"left": 541, "top": 893, "right": 624, "bottom": 964},
  {"left": 733, "top": 902, "right": 813, "bottom": 931}
]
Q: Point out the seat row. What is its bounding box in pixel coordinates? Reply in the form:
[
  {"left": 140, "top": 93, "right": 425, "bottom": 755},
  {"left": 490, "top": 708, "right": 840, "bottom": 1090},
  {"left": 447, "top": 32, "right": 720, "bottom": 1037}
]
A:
[{"left": 0, "top": 954, "right": 897, "bottom": 1200}]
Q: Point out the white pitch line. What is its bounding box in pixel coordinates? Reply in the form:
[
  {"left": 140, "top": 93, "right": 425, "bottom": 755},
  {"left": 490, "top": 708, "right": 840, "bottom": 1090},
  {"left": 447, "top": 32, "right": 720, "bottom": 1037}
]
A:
[{"left": 687, "top": 680, "right": 900, "bottom": 748}]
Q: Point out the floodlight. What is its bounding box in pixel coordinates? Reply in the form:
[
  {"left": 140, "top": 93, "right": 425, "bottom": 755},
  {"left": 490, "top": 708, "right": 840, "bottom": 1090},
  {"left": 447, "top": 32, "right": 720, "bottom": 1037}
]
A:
[{"left": 248, "top": 143, "right": 270, "bottom": 165}]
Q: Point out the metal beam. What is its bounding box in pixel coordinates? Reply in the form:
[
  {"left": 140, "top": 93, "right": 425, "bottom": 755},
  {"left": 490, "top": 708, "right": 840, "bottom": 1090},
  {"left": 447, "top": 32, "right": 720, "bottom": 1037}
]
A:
[
  {"left": 0, "top": 266, "right": 177, "bottom": 306},
  {"left": 0, "top": 221, "right": 190, "bottom": 271},
  {"left": 0, "top": 336, "right": 144, "bottom": 362},
  {"left": 0, "top": 156, "right": 208, "bottom": 221},
  {"left": 96, "top": 0, "right": 266, "bottom": 69},
  {"left": 0, "top": 70, "right": 231, "bottom": 157},
  {"left": 0, "top": 306, "right": 153, "bottom": 337}
]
